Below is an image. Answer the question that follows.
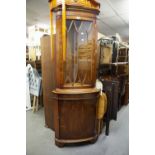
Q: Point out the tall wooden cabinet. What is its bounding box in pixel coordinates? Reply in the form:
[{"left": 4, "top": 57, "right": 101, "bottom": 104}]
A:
[
  {"left": 41, "top": 35, "right": 55, "bottom": 130},
  {"left": 48, "top": 0, "right": 100, "bottom": 147}
]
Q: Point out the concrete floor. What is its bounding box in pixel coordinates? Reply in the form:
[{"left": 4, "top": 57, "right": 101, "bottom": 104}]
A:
[{"left": 26, "top": 105, "right": 129, "bottom": 155}]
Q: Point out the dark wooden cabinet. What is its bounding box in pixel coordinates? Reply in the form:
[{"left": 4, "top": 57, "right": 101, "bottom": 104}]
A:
[
  {"left": 100, "top": 79, "right": 119, "bottom": 135},
  {"left": 48, "top": 0, "right": 101, "bottom": 147}
]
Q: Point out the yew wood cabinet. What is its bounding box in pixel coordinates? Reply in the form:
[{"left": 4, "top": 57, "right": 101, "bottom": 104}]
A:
[{"left": 47, "top": 0, "right": 101, "bottom": 147}]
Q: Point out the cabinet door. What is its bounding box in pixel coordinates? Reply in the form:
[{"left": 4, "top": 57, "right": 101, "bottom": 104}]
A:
[
  {"left": 64, "top": 19, "right": 95, "bottom": 88},
  {"left": 59, "top": 95, "right": 97, "bottom": 139}
]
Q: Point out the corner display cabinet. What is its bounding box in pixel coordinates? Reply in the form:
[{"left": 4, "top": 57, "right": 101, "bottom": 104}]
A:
[{"left": 48, "top": 0, "right": 100, "bottom": 147}]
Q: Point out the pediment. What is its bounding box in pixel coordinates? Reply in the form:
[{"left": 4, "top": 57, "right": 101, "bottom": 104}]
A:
[{"left": 49, "top": 0, "right": 100, "bottom": 11}]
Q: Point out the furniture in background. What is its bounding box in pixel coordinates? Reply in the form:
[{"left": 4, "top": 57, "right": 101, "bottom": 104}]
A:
[
  {"left": 98, "top": 37, "right": 129, "bottom": 110},
  {"left": 26, "top": 65, "right": 31, "bottom": 111},
  {"left": 97, "top": 37, "right": 129, "bottom": 135},
  {"left": 40, "top": 35, "right": 55, "bottom": 130},
  {"left": 26, "top": 60, "right": 36, "bottom": 68},
  {"left": 26, "top": 46, "right": 29, "bottom": 61},
  {"left": 26, "top": 60, "right": 42, "bottom": 75},
  {"left": 35, "top": 60, "right": 42, "bottom": 75},
  {"left": 99, "top": 79, "right": 119, "bottom": 135},
  {"left": 123, "top": 81, "right": 129, "bottom": 105},
  {"left": 26, "top": 60, "right": 43, "bottom": 107},
  {"left": 26, "top": 64, "right": 42, "bottom": 112}
]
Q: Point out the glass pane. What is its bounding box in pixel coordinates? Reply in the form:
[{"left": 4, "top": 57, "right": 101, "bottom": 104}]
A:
[
  {"left": 77, "top": 21, "right": 93, "bottom": 85},
  {"left": 64, "top": 19, "right": 94, "bottom": 87}
]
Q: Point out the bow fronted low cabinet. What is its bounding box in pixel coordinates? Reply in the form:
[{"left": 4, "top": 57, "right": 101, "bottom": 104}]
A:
[{"left": 48, "top": 0, "right": 100, "bottom": 147}]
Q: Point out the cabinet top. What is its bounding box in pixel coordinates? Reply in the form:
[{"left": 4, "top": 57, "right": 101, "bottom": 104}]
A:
[
  {"left": 49, "top": 0, "right": 100, "bottom": 12},
  {"left": 48, "top": 0, "right": 100, "bottom": 5}
]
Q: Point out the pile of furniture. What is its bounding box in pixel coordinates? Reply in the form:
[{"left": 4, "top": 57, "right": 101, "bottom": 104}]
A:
[{"left": 98, "top": 37, "right": 129, "bottom": 134}]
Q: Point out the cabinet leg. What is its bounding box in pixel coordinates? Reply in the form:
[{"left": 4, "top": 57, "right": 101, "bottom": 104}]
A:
[
  {"left": 55, "top": 141, "right": 64, "bottom": 147},
  {"left": 105, "top": 120, "right": 110, "bottom": 136},
  {"left": 90, "top": 137, "right": 98, "bottom": 144},
  {"left": 44, "top": 124, "right": 49, "bottom": 128}
]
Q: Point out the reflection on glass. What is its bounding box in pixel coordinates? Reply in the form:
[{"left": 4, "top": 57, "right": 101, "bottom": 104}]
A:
[{"left": 65, "top": 19, "right": 94, "bottom": 87}]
